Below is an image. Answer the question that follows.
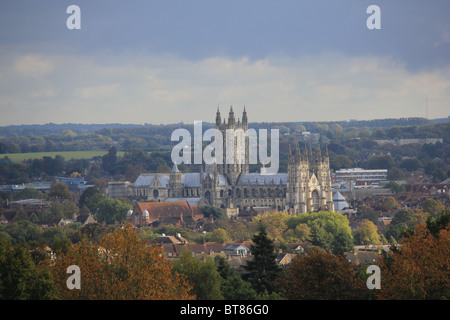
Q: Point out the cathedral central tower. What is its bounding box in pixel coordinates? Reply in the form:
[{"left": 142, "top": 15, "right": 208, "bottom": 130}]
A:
[{"left": 215, "top": 106, "right": 249, "bottom": 186}]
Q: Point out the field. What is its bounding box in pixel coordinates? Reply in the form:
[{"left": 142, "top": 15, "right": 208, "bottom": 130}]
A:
[{"left": 2, "top": 150, "right": 125, "bottom": 162}]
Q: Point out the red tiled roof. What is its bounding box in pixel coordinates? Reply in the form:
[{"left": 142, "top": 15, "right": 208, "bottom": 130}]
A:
[{"left": 136, "top": 201, "right": 202, "bottom": 222}]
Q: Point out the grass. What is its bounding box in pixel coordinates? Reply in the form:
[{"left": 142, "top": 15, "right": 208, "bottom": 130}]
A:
[{"left": 1, "top": 150, "right": 125, "bottom": 162}]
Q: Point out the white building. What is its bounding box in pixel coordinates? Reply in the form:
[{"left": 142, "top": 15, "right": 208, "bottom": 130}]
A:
[{"left": 334, "top": 168, "right": 387, "bottom": 185}]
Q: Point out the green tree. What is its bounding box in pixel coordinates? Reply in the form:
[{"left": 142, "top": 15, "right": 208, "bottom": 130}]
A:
[
  {"left": 101, "top": 147, "right": 118, "bottom": 175},
  {"left": 79, "top": 187, "right": 105, "bottom": 213},
  {"left": 353, "top": 219, "right": 381, "bottom": 245},
  {"left": 0, "top": 238, "right": 58, "bottom": 299},
  {"left": 243, "top": 223, "right": 281, "bottom": 294},
  {"left": 426, "top": 210, "right": 450, "bottom": 237},
  {"left": 13, "top": 188, "right": 46, "bottom": 200},
  {"left": 399, "top": 158, "right": 422, "bottom": 172},
  {"left": 173, "top": 249, "right": 223, "bottom": 300},
  {"left": 384, "top": 196, "right": 401, "bottom": 209},
  {"left": 422, "top": 198, "right": 445, "bottom": 217},
  {"left": 214, "top": 255, "right": 257, "bottom": 300},
  {"left": 199, "top": 205, "right": 225, "bottom": 220},
  {"left": 384, "top": 181, "right": 405, "bottom": 194},
  {"left": 387, "top": 167, "right": 405, "bottom": 181},
  {"left": 357, "top": 206, "right": 379, "bottom": 225},
  {"left": 286, "top": 211, "right": 354, "bottom": 254},
  {"left": 330, "top": 155, "right": 353, "bottom": 170},
  {"left": 96, "top": 198, "right": 132, "bottom": 224},
  {"left": 365, "top": 154, "right": 395, "bottom": 169},
  {"left": 2, "top": 220, "right": 43, "bottom": 245},
  {"left": 48, "top": 182, "right": 72, "bottom": 200},
  {"left": 204, "top": 228, "right": 230, "bottom": 243}
]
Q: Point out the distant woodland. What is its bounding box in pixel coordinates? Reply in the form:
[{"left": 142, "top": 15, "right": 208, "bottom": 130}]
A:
[{"left": 0, "top": 118, "right": 449, "bottom": 185}]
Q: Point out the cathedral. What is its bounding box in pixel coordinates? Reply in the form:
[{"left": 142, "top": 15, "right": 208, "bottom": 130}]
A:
[{"left": 131, "top": 107, "right": 334, "bottom": 214}]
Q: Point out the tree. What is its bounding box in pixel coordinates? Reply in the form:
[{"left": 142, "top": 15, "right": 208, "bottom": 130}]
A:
[
  {"left": 96, "top": 198, "right": 132, "bottom": 224},
  {"left": 399, "top": 158, "right": 422, "bottom": 172},
  {"left": 384, "top": 181, "right": 405, "bottom": 194},
  {"left": 101, "top": 147, "right": 118, "bottom": 175},
  {"left": 225, "top": 221, "right": 252, "bottom": 242},
  {"left": 173, "top": 249, "right": 223, "bottom": 300},
  {"left": 48, "top": 182, "right": 72, "bottom": 200},
  {"left": 365, "top": 154, "right": 395, "bottom": 170},
  {"left": 1, "top": 220, "right": 43, "bottom": 245},
  {"left": 0, "top": 238, "right": 58, "bottom": 299},
  {"left": 277, "top": 249, "right": 367, "bottom": 300},
  {"left": 384, "top": 196, "right": 400, "bottom": 210},
  {"left": 50, "top": 224, "right": 194, "bottom": 299},
  {"left": 79, "top": 187, "right": 105, "bottom": 212},
  {"left": 330, "top": 155, "right": 353, "bottom": 170},
  {"left": 383, "top": 209, "right": 417, "bottom": 243},
  {"left": 387, "top": 167, "right": 405, "bottom": 181},
  {"left": 376, "top": 224, "right": 450, "bottom": 299},
  {"left": 426, "top": 210, "right": 450, "bottom": 237},
  {"left": 294, "top": 223, "right": 311, "bottom": 242},
  {"left": 204, "top": 228, "right": 230, "bottom": 243},
  {"left": 243, "top": 223, "right": 281, "bottom": 294},
  {"left": 357, "top": 206, "right": 379, "bottom": 225},
  {"left": 13, "top": 188, "right": 46, "bottom": 200},
  {"left": 422, "top": 198, "right": 445, "bottom": 217},
  {"left": 286, "top": 211, "right": 354, "bottom": 254},
  {"left": 199, "top": 205, "right": 225, "bottom": 220},
  {"left": 214, "top": 255, "right": 257, "bottom": 300},
  {"left": 252, "top": 211, "right": 289, "bottom": 242},
  {"left": 353, "top": 219, "right": 381, "bottom": 245}
]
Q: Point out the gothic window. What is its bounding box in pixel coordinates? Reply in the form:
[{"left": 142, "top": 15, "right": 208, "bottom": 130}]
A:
[
  {"left": 252, "top": 188, "right": 257, "bottom": 197},
  {"left": 244, "top": 189, "right": 248, "bottom": 197},
  {"left": 267, "top": 189, "right": 272, "bottom": 197},
  {"left": 153, "top": 189, "right": 159, "bottom": 198},
  {"left": 205, "top": 191, "right": 211, "bottom": 199},
  {"left": 228, "top": 189, "right": 232, "bottom": 197},
  {"left": 312, "top": 190, "right": 320, "bottom": 211},
  {"left": 259, "top": 188, "right": 266, "bottom": 197},
  {"left": 220, "top": 190, "right": 224, "bottom": 197},
  {"left": 275, "top": 188, "right": 281, "bottom": 197}
]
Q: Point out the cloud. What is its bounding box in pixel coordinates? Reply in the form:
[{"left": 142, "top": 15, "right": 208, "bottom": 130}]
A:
[
  {"left": 0, "top": 51, "right": 449, "bottom": 125},
  {"left": 13, "top": 54, "right": 54, "bottom": 78},
  {"left": 76, "top": 84, "right": 120, "bottom": 99}
]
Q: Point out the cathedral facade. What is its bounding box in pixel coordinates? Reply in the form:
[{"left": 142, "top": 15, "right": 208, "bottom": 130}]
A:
[{"left": 131, "top": 108, "right": 334, "bottom": 214}]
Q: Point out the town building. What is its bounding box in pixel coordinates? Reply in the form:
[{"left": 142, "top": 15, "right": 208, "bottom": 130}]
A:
[
  {"left": 334, "top": 168, "right": 387, "bottom": 186},
  {"left": 131, "top": 108, "right": 334, "bottom": 214}
]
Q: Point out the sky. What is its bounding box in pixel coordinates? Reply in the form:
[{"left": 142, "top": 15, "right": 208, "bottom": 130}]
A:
[{"left": 0, "top": 0, "right": 449, "bottom": 126}]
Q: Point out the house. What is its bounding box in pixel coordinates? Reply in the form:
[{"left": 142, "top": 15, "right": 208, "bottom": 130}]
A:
[
  {"left": 276, "top": 253, "right": 295, "bottom": 266},
  {"left": 152, "top": 233, "right": 188, "bottom": 245},
  {"left": 224, "top": 243, "right": 250, "bottom": 257},
  {"left": 344, "top": 250, "right": 380, "bottom": 266},
  {"left": 75, "top": 213, "right": 97, "bottom": 226},
  {"left": 157, "top": 242, "right": 227, "bottom": 259}
]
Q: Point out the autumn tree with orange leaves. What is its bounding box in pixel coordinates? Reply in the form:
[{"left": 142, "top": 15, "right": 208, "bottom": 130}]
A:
[
  {"left": 50, "top": 224, "right": 194, "bottom": 300},
  {"left": 376, "top": 223, "right": 449, "bottom": 300},
  {"left": 276, "top": 249, "right": 367, "bottom": 300}
]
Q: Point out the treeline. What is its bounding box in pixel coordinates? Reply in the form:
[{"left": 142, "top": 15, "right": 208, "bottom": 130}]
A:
[
  {"left": 0, "top": 210, "right": 448, "bottom": 300},
  {"left": 0, "top": 120, "right": 448, "bottom": 185},
  {"left": 0, "top": 118, "right": 445, "bottom": 155}
]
